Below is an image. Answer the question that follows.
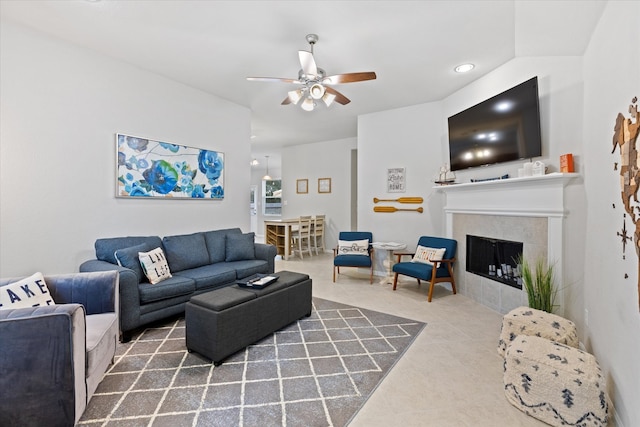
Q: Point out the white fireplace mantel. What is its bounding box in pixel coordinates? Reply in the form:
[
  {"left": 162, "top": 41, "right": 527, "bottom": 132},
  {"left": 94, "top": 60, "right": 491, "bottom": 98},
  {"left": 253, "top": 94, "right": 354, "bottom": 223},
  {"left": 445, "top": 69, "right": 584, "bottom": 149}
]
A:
[
  {"left": 435, "top": 172, "right": 578, "bottom": 314},
  {"left": 435, "top": 172, "right": 578, "bottom": 218}
]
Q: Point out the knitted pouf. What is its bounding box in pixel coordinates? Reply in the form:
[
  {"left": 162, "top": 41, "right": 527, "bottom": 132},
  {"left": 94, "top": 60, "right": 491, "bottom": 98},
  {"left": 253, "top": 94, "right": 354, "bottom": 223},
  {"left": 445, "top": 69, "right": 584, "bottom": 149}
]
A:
[
  {"left": 498, "top": 306, "right": 578, "bottom": 357},
  {"left": 504, "top": 335, "right": 608, "bottom": 427}
]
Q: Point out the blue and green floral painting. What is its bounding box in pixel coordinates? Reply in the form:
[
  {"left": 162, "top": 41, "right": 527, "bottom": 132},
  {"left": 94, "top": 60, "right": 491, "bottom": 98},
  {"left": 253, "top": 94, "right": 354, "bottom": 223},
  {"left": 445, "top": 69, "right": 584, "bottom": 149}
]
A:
[{"left": 117, "top": 134, "right": 224, "bottom": 199}]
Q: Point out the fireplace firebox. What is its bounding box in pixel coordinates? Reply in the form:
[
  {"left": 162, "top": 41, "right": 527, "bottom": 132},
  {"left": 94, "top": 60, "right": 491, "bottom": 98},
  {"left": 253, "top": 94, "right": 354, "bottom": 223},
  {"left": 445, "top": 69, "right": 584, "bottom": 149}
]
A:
[{"left": 466, "top": 235, "right": 523, "bottom": 289}]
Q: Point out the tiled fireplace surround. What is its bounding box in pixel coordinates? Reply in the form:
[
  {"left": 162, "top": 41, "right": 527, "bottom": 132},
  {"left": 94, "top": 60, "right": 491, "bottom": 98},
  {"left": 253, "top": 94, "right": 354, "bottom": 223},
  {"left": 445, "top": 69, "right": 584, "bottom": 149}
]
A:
[{"left": 438, "top": 173, "right": 576, "bottom": 315}]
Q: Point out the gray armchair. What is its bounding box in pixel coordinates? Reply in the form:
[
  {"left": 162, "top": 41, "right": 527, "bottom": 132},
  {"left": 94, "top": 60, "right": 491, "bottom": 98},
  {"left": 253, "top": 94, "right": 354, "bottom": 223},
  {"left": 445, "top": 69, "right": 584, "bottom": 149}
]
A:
[{"left": 0, "top": 271, "right": 119, "bottom": 427}]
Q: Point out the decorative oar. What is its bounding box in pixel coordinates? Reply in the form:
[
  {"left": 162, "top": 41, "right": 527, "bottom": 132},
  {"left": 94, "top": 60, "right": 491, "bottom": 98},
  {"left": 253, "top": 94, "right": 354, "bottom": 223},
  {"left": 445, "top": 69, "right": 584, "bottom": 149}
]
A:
[
  {"left": 373, "top": 206, "right": 423, "bottom": 213},
  {"left": 373, "top": 197, "right": 424, "bottom": 204}
]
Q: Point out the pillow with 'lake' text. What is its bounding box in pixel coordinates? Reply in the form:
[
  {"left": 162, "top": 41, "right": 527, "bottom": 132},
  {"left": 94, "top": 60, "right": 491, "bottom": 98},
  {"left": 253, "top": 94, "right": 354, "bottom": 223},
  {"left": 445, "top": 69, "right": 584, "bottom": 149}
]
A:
[
  {"left": 0, "top": 272, "right": 55, "bottom": 310},
  {"left": 138, "top": 247, "right": 173, "bottom": 284},
  {"left": 412, "top": 246, "right": 446, "bottom": 266}
]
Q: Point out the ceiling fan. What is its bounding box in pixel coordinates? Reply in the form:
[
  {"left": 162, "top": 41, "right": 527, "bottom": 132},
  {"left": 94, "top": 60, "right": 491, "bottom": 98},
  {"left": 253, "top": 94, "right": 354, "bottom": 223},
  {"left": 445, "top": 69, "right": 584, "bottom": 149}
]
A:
[{"left": 246, "top": 34, "right": 376, "bottom": 111}]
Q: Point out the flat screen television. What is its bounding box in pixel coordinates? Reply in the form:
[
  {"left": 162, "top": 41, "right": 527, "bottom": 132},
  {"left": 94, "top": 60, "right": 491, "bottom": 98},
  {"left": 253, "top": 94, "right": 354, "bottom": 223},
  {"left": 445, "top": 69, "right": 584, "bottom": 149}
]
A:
[{"left": 447, "top": 76, "right": 542, "bottom": 171}]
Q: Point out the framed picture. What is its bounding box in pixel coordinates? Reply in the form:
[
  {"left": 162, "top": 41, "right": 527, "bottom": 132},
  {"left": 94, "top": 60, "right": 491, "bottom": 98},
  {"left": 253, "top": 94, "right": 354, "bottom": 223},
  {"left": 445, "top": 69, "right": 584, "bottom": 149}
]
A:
[
  {"left": 296, "top": 179, "right": 308, "bottom": 194},
  {"left": 387, "top": 167, "right": 406, "bottom": 193},
  {"left": 318, "top": 177, "right": 331, "bottom": 194},
  {"left": 116, "top": 133, "right": 224, "bottom": 199}
]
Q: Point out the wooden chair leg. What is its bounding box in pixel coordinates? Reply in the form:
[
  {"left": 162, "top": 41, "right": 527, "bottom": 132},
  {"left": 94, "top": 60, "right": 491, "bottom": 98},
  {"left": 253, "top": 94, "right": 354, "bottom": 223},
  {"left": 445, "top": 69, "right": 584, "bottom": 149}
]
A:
[
  {"left": 333, "top": 265, "right": 336, "bottom": 282},
  {"left": 427, "top": 280, "right": 435, "bottom": 302},
  {"left": 447, "top": 264, "right": 457, "bottom": 295},
  {"left": 369, "top": 266, "right": 373, "bottom": 284},
  {"left": 427, "top": 266, "right": 438, "bottom": 302},
  {"left": 392, "top": 272, "right": 399, "bottom": 290}
]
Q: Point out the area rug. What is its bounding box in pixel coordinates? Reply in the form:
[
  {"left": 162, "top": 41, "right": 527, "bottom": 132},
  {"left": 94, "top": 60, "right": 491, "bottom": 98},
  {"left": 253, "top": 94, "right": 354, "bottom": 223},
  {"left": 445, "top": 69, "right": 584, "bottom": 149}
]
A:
[{"left": 79, "top": 297, "right": 425, "bottom": 427}]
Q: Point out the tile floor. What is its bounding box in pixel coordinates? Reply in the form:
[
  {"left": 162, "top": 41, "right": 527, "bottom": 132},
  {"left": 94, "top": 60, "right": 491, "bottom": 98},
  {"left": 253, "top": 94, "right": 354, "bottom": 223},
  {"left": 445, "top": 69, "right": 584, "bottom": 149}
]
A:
[{"left": 276, "top": 252, "right": 548, "bottom": 427}]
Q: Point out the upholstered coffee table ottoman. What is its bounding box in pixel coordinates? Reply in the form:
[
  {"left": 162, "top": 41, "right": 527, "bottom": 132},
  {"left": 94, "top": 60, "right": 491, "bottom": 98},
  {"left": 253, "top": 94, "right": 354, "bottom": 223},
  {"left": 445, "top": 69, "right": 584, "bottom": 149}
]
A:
[{"left": 185, "top": 270, "right": 312, "bottom": 365}]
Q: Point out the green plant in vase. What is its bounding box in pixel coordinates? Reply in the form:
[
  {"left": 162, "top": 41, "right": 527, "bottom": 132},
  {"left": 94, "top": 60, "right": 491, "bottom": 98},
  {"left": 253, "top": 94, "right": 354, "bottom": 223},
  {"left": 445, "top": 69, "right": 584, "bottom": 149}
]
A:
[{"left": 519, "top": 255, "right": 558, "bottom": 313}]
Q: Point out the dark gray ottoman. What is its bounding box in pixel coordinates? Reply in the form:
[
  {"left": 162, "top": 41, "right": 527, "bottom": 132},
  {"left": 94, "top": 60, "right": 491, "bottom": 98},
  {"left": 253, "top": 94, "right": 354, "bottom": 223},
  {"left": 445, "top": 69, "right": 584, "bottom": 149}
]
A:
[{"left": 185, "top": 270, "right": 312, "bottom": 365}]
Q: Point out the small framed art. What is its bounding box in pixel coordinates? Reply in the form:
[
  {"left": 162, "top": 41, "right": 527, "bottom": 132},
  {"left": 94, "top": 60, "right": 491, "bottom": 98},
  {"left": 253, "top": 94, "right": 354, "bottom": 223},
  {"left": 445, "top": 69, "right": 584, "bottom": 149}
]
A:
[
  {"left": 296, "top": 179, "right": 308, "bottom": 194},
  {"left": 318, "top": 177, "right": 331, "bottom": 194}
]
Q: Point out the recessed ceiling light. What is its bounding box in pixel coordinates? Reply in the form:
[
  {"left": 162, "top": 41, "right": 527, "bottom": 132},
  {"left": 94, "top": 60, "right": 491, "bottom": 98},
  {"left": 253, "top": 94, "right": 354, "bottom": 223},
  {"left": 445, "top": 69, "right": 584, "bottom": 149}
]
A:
[{"left": 454, "top": 63, "right": 475, "bottom": 73}]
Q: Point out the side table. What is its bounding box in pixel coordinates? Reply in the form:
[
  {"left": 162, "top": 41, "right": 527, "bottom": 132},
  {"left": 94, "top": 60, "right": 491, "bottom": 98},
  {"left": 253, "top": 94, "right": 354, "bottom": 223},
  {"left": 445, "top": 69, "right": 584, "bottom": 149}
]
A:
[{"left": 372, "top": 242, "right": 407, "bottom": 285}]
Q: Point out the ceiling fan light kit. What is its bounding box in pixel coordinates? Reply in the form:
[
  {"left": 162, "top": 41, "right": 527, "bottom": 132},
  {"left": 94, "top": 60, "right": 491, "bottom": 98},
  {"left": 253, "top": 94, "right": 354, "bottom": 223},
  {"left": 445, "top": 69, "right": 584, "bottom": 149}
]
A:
[{"left": 247, "top": 34, "right": 376, "bottom": 112}]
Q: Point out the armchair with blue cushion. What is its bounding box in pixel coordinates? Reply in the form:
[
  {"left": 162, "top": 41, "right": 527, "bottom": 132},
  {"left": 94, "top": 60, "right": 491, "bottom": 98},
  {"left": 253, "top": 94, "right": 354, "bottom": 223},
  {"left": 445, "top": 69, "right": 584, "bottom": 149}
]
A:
[
  {"left": 392, "top": 236, "right": 457, "bottom": 302},
  {"left": 0, "top": 271, "right": 119, "bottom": 427},
  {"left": 333, "top": 231, "right": 374, "bottom": 283}
]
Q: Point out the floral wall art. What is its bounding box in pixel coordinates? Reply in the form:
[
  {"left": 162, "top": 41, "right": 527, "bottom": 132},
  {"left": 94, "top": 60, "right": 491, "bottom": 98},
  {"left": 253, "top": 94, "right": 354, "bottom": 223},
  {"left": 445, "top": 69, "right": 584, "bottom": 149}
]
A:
[{"left": 116, "top": 134, "right": 224, "bottom": 199}]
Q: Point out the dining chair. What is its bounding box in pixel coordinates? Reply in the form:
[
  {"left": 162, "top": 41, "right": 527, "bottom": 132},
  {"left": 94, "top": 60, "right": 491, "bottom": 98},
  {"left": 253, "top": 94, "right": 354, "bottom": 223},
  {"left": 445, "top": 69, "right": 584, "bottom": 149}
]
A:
[
  {"left": 291, "top": 216, "right": 313, "bottom": 259},
  {"left": 311, "top": 215, "right": 326, "bottom": 255}
]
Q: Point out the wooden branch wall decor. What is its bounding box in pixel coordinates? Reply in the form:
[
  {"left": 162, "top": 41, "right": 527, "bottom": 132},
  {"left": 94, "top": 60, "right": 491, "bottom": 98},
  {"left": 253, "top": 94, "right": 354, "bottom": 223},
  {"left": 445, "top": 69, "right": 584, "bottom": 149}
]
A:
[{"left": 612, "top": 96, "right": 640, "bottom": 310}]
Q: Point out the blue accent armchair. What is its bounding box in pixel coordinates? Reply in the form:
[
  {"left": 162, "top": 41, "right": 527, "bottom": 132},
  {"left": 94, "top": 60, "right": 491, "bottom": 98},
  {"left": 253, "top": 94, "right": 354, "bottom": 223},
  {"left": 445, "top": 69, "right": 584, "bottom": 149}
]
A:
[
  {"left": 333, "top": 231, "right": 374, "bottom": 283},
  {"left": 392, "top": 236, "right": 457, "bottom": 301},
  {"left": 0, "top": 271, "right": 119, "bottom": 426}
]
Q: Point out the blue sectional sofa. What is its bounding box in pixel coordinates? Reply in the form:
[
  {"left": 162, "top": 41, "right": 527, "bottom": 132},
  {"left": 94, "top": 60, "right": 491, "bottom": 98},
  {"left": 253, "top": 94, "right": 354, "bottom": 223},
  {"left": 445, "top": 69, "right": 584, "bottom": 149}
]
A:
[{"left": 80, "top": 228, "right": 277, "bottom": 341}]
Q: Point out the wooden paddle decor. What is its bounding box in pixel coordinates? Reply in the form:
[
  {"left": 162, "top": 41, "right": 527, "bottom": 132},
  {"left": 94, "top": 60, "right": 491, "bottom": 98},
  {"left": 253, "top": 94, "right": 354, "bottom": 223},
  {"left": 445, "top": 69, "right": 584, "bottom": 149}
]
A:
[
  {"left": 373, "top": 197, "right": 423, "bottom": 204},
  {"left": 374, "top": 206, "right": 423, "bottom": 213}
]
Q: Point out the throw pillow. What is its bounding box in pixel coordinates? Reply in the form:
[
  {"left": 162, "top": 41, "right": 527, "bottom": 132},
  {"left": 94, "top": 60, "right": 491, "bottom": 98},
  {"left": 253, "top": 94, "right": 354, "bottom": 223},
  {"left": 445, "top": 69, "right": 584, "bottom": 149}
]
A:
[
  {"left": 114, "top": 243, "right": 151, "bottom": 283},
  {"left": 225, "top": 232, "right": 256, "bottom": 262},
  {"left": 0, "top": 272, "right": 55, "bottom": 310},
  {"left": 412, "top": 246, "right": 446, "bottom": 266},
  {"left": 337, "top": 239, "right": 369, "bottom": 256},
  {"left": 138, "top": 247, "right": 173, "bottom": 284}
]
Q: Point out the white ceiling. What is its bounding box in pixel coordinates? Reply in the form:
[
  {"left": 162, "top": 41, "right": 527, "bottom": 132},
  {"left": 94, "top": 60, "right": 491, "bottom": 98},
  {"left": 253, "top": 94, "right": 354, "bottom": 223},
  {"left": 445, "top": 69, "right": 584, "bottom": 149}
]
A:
[{"left": 0, "top": 0, "right": 606, "bottom": 155}]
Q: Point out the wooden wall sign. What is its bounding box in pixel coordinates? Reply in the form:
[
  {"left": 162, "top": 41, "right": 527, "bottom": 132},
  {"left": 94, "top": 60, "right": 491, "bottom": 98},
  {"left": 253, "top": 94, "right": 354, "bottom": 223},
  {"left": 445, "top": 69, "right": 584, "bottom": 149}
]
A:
[{"left": 612, "top": 97, "right": 640, "bottom": 310}]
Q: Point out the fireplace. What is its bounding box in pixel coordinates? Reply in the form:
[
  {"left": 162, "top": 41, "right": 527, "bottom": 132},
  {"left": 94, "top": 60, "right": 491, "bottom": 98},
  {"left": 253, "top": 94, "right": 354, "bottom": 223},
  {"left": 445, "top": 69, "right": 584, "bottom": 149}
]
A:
[
  {"left": 466, "top": 235, "right": 523, "bottom": 290},
  {"left": 436, "top": 173, "right": 577, "bottom": 314}
]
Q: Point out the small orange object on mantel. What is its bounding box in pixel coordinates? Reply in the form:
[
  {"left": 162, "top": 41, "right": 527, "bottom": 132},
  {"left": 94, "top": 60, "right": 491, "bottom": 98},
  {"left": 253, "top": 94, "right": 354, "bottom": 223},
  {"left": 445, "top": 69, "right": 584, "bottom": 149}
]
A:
[{"left": 560, "top": 153, "right": 574, "bottom": 173}]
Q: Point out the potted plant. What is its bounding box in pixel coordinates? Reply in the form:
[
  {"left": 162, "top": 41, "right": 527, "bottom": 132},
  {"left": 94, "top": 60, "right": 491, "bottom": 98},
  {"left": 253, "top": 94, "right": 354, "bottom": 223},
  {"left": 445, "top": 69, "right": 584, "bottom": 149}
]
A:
[{"left": 519, "top": 255, "right": 558, "bottom": 313}]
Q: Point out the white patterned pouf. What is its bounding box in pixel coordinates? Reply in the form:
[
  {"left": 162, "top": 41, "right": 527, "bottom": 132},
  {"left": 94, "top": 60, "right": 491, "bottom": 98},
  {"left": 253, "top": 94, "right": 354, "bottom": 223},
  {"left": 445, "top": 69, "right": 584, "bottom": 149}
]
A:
[
  {"left": 504, "top": 335, "right": 608, "bottom": 427},
  {"left": 498, "top": 306, "right": 579, "bottom": 357}
]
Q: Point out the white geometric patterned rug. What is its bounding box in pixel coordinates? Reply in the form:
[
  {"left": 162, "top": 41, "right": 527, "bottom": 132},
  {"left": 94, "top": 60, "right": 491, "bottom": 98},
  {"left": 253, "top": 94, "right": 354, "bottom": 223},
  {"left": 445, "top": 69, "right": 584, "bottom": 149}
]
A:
[{"left": 79, "top": 297, "right": 425, "bottom": 427}]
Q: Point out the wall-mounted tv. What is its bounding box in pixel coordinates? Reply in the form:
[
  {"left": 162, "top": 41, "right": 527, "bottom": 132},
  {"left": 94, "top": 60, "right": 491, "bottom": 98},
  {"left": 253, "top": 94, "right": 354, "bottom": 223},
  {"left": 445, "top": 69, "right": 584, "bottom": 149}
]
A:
[{"left": 447, "top": 76, "right": 542, "bottom": 171}]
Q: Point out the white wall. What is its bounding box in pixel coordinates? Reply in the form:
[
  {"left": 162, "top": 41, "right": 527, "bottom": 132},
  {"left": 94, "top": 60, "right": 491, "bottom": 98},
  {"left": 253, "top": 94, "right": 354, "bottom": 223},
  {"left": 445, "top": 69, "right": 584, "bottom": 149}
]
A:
[
  {"left": 281, "top": 138, "right": 357, "bottom": 251},
  {"left": 358, "top": 103, "right": 447, "bottom": 247},
  {"left": 583, "top": 2, "right": 640, "bottom": 426},
  {"left": 0, "top": 21, "right": 252, "bottom": 277}
]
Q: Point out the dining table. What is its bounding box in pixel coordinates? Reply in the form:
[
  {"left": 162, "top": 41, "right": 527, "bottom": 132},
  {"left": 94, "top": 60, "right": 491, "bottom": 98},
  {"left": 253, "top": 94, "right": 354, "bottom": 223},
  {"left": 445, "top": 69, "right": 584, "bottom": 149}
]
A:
[{"left": 264, "top": 218, "right": 301, "bottom": 260}]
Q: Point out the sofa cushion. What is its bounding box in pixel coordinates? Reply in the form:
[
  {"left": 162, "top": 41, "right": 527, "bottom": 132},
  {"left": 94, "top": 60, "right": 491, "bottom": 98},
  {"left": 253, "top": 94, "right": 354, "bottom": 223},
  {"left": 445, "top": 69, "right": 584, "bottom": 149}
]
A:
[
  {"left": 0, "top": 272, "right": 55, "bottom": 310},
  {"left": 173, "top": 264, "right": 238, "bottom": 290},
  {"left": 204, "top": 228, "right": 242, "bottom": 263},
  {"left": 162, "top": 232, "right": 210, "bottom": 272},
  {"left": 229, "top": 260, "right": 271, "bottom": 279},
  {"left": 138, "top": 275, "right": 196, "bottom": 304},
  {"left": 95, "top": 236, "right": 162, "bottom": 265},
  {"left": 225, "top": 232, "right": 256, "bottom": 262},
  {"left": 114, "top": 243, "right": 153, "bottom": 283},
  {"left": 139, "top": 247, "right": 173, "bottom": 284},
  {"left": 85, "top": 312, "right": 118, "bottom": 397}
]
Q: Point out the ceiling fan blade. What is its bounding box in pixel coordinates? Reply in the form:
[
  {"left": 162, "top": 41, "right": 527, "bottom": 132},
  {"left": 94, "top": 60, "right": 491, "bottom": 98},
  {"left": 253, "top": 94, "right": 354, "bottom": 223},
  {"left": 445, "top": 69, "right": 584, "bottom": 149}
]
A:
[
  {"left": 281, "top": 96, "right": 292, "bottom": 105},
  {"left": 246, "top": 77, "right": 302, "bottom": 84},
  {"left": 298, "top": 50, "right": 318, "bottom": 78},
  {"left": 324, "top": 86, "right": 351, "bottom": 105},
  {"left": 323, "top": 72, "right": 377, "bottom": 85}
]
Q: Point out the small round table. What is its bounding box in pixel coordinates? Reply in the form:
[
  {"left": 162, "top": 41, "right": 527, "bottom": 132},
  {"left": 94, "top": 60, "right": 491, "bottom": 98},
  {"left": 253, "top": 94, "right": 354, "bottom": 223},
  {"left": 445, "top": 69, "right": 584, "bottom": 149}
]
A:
[{"left": 372, "top": 242, "right": 407, "bottom": 285}]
